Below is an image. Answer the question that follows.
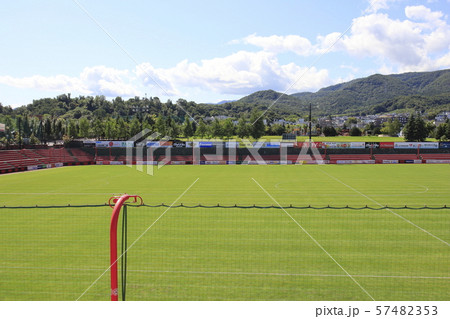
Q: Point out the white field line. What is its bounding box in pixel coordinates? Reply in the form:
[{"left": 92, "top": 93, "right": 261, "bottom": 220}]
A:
[
  {"left": 252, "top": 177, "right": 375, "bottom": 301},
  {"left": 3, "top": 265, "right": 449, "bottom": 280},
  {"left": 75, "top": 177, "right": 199, "bottom": 301},
  {"left": 318, "top": 168, "right": 449, "bottom": 247}
]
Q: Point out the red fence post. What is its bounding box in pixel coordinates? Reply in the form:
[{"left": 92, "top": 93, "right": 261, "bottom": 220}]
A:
[{"left": 109, "top": 194, "right": 142, "bottom": 301}]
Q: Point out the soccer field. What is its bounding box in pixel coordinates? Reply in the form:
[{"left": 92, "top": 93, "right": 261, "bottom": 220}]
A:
[{"left": 0, "top": 165, "right": 449, "bottom": 300}]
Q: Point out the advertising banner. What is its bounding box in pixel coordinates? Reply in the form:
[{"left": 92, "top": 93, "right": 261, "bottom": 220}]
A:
[
  {"left": 204, "top": 161, "right": 226, "bottom": 165},
  {"left": 172, "top": 141, "right": 186, "bottom": 148},
  {"left": 95, "top": 141, "right": 110, "bottom": 148},
  {"left": 54, "top": 163, "right": 64, "bottom": 167},
  {"left": 111, "top": 141, "right": 134, "bottom": 148},
  {"left": 280, "top": 142, "right": 295, "bottom": 148},
  {"left": 296, "top": 160, "right": 329, "bottom": 164},
  {"left": 365, "top": 142, "right": 380, "bottom": 149},
  {"left": 83, "top": 140, "right": 96, "bottom": 146},
  {"left": 160, "top": 141, "right": 173, "bottom": 148},
  {"left": 394, "top": 142, "right": 417, "bottom": 149},
  {"left": 185, "top": 142, "right": 193, "bottom": 148},
  {"left": 195, "top": 141, "right": 213, "bottom": 148},
  {"left": 171, "top": 161, "right": 186, "bottom": 165},
  {"left": 350, "top": 142, "right": 365, "bottom": 149},
  {"left": 225, "top": 141, "right": 239, "bottom": 148},
  {"left": 322, "top": 142, "right": 364, "bottom": 149},
  {"left": 146, "top": 141, "right": 160, "bottom": 148},
  {"left": 296, "top": 142, "right": 323, "bottom": 149},
  {"left": 380, "top": 142, "right": 395, "bottom": 148},
  {"left": 439, "top": 142, "right": 450, "bottom": 149},
  {"left": 27, "top": 165, "right": 38, "bottom": 171},
  {"left": 394, "top": 142, "right": 439, "bottom": 149},
  {"left": 382, "top": 160, "right": 399, "bottom": 164},
  {"left": 336, "top": 160, "right": 375, "bottom": 164},
  {"left": 252, "top": 141, "right": 265, "bottom": 148},
  {"left": 266, "top": 161, "right": 280, "bottom": 165},
  {"left": 419, "top": 142, "right": 439, "bottom": 149},
  {"left": 404, "top": 160, "right": 422, "bottom": 164},
  {"left": 110, "top": 161, "right": 124, "bottom": 165},
  {"left": 426, "top": 159, "right": 450, "bottom": 164},
  {"left": 264, "top": 142, "right": 281, "bottom": 148}
]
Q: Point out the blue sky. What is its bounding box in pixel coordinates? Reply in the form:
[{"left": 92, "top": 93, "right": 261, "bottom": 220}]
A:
[{"left": 1, "top": 0, "right": 449, "bottom": 107}]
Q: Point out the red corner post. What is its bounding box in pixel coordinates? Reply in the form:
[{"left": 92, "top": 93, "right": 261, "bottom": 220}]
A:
[{"left": 109, "top": 194, "right": 142, "bottom": 301}]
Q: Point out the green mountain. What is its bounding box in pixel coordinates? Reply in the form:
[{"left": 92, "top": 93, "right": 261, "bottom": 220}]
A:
[
  {"left": 290, "top": 69, "right": 450, "bottom": 116},
  {"left": 222, "top": 69, "right": 450, "bottom": 118},
  {"left": 3, "top": 69, "right": 449, "bottom": 123}
]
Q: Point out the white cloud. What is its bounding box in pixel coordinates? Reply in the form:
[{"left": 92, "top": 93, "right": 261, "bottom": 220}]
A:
[
  {"left": 405, "top": 5, "right": 444, "bottom": 24},
  {"left": 341, "top": 13, "right": 425, "bottom": 66},
  {"left": 0, "top": 74, "right": 85, "bottom": 93},
  {"left": 317, "top": 5, "right": 450, "bottom": 72},
  {"left": 243, "top": 34, "right": 314, "bottom": 56},
  {"left": 0, "top": 66, "right": 139, "bottom": 97},
  {"left": 240, "top": 4, "right": 450, "bottom": 74},
  {"left": 136, "top": 51, "right": 332, "bottom": 95},
  {"left": 80, "top": 66, "right": 139, "bottom": 97},
  {"left": 365, "top": 0, "right": 399, "bottom": 14}
]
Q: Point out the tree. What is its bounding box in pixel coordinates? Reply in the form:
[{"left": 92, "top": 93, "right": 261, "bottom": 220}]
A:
[
  {"left": 129, "top": 117, "right": 142, "bottom": 138},
  {"left": 403, "top": 114, "right": 427, "bottom": 142},
  {"left": 23, "top": 115, "right": 31, "bottom": 138},
  {"left": 155, "top": 116, "right": 166, "bottom": 136},
  {"left": 210, "top": 119, "right": 223, "bottom": 138},
  {"left": 323, "top": 126, "right": 337, "bottom": 137},
  {"left": 29, "top": 133, "right": 40, "bottom": 145},
  {"left": 183, "top": 118, "right": 194, "bottom": 139},
  {"left": 268, "top": 123, "right": 286, "bottom": 136},
  {"left": 104, "top": 118, "right": 116, "bottom": 139},
  {"left": 435, "top": 123, "right": 447, "bottom": 140},
  {"left": 165, "top": 117, "right": 179, "bottom": 138},
  {"left": 222, "top": 119, "right": 235, "bottom": 140},
  {"left": 381, "top": 119, "right": 401, "bottom": 137},
  {"left": 92, "top": 118, "right": 104, "bottom": 139},
  {"left": 116, "top": 117, "right": 129, "bottom": 139},
  {"left": 349, "top": 126, "right": 362, "bottom": 136},
  {"left": 67, "top": 119, "right": 78, "bottom": 139},
  {"left": 195, "top": 119, "right": 208, "bottom": 138},
  {"left": 44, "top": 118, "right": 52, "bottom": 141},
  {"left": 236, "top": 117, "right": 249, "bottom": 138},
  {"left": 250, "top": 112, "right": 265, "bottom": 139},
  {"left": 79, "top": 118, "right": 90, "bottom": 138}
]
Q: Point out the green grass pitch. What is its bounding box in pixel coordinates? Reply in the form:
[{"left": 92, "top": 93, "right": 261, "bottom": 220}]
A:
[{"left": 0, "top": 164, "right": 449, "bottom": 300}]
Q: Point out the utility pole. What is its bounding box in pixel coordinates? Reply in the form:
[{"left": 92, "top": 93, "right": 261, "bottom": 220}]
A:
[{"left": 309, "top": 103, "right": 312, "bottom": 144}]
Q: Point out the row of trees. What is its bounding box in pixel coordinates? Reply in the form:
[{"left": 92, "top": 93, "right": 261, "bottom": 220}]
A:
[{"left": 0, "top": 112, "right": 269, "bottom": 145}]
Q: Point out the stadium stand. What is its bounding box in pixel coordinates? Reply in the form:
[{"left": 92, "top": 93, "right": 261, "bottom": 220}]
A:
[{"left": 68, "top": 148, "right": 95, "bottom": 163}]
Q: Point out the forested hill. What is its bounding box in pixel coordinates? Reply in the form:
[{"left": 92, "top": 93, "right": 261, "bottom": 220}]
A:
[
  {"left": 290, "top": 68, "right": 450, "bottom": 116},
  {"left": 1, "top": 69, "right": 449, "bottom": 121},
  {"left": 203, "top": 69, "right": 450, "bottom": 118}
]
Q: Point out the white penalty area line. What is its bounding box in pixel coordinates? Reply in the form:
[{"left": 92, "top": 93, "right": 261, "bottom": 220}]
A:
[
  {"left": 317, "top": 168, "right": 450, "bottom": 247},
  {"left": 251, "top": 177, "right": 376, "bottom": 301},
  {"left": 75, "top": 177, "right": 200, "bottom": 301}
]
